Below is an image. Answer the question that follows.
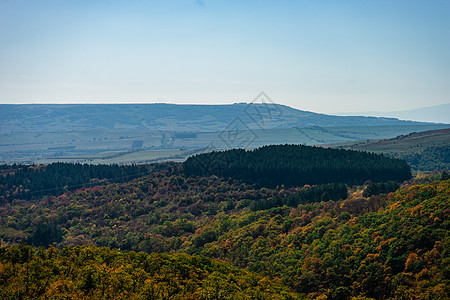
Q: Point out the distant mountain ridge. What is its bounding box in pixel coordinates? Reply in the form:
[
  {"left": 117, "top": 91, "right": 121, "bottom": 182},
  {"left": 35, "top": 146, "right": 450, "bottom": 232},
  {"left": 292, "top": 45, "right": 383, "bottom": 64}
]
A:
[{"left": 0, "top": 103, "right": 437, "bottom": 133}]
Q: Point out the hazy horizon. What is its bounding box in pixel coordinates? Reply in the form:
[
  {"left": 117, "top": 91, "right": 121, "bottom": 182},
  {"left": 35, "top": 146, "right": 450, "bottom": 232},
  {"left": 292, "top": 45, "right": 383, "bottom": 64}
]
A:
[
  {"left": 1, "top": 0, "right": 449, "bottom": 114},
  {"left": 1, "top": 100, "right": 448, "bottom": 116}
]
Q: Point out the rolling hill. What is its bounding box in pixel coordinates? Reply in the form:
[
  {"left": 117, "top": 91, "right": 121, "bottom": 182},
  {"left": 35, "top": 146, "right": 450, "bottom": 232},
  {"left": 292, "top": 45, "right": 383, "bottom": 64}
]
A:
[
  {"left": 0, "top": 103, "right": 440, "bottom": 133},
  {"left": 334, "top": 128, "right": 450, "bottom": 171},
  {"left": 1, "top": 103, "right": 449, "bottom": 165}
]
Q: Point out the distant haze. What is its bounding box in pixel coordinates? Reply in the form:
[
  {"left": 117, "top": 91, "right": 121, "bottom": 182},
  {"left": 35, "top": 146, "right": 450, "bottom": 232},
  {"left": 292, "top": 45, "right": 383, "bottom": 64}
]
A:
[
  {"left": 1, "top": 1, "right": 449, "bottom": 114},
  {"left": 336, "top": 103, "right": 450, "bottom": 124}
]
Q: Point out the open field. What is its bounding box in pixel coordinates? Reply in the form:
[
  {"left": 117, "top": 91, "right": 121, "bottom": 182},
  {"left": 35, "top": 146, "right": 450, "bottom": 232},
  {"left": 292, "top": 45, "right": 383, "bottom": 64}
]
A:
[
  {"left": 35, "top": 149, "right": 204, "bottom": 165},
  {"left": 1, "top": 123, "right": 449, "bottom": 165}
]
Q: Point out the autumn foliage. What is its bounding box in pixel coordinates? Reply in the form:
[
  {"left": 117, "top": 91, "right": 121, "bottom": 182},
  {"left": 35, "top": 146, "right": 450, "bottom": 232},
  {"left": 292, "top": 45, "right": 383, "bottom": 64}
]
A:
[
  {"left": 0, "top": 244, "right": 293, "bottom": 299},
  {"left": 0, "top": 159, "right": 448, "bottom": 299}
]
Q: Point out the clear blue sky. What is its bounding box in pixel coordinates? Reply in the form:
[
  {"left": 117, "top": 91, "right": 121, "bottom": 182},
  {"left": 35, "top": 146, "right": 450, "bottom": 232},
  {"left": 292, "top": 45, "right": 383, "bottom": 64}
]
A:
[{"left": 1, "top": 0, "right": 449, "bottom": 113}]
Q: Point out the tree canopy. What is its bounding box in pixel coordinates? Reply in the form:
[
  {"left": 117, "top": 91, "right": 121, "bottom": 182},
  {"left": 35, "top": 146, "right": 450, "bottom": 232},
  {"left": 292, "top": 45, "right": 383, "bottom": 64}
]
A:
[{"left": 183, "top": 144, "right": 412, "bottom": 187}]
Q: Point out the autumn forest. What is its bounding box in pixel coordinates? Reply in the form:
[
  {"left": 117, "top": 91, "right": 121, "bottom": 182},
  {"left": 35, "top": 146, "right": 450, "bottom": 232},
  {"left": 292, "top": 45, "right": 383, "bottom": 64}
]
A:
[{"left": 0, "top": 145, "right": 449, "bottom": 299}]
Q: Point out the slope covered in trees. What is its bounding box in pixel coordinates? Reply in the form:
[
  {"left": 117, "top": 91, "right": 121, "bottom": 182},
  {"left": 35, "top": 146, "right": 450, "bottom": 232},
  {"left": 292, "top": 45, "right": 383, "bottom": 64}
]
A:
[
  {"left": 0, "top": 244, "right": 294, "bottom": 299},
  {"left": 0, "top": 167, "right": 291, "bottom": 248},
  {"left": 0, "top": 159, "right": 448, "bottom": 299},
  {"left": 183, "top": 144, "right": 412, "bottom": 187},
  {"left": 0, "top": 162, "right": 158, "bottom": 201},
  {"left": 198, "top": 178, "right": 450, "bottom": 299}
]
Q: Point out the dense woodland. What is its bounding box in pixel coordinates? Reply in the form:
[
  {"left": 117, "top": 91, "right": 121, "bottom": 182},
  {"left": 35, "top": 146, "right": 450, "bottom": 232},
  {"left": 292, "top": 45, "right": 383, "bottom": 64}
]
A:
[
  {"left": 0, "top": 145, "right": 449, "bottom": 299},
  {"left": 183, "top": 145, "right": 412, "bottom": 187},
  {"left": 362, "top": 181, "right": 400, "bottom": 198},
  {"left": 0, "top": 244, "right": 293, "bottom": 299},
  {"left": 0, "top": 162, "right": 158, "bottom": 200},
  {"left": 401, "top": 145, "right": 450, "bottom": 171}
]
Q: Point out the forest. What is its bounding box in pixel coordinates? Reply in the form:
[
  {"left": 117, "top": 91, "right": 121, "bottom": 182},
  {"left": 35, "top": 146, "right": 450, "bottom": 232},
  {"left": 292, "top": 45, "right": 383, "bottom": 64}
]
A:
[
  {"left": 183, "top": 145, "right": 412, "bottom": 187},
  {"left": 0, "top": 244, "right": 293, "bottom": 299},
  {"left": 0, "top": 162, "right": 160, "bottom": 201},
  {"left": 0, "top": 145, "right": 449, "bottom": 299}
]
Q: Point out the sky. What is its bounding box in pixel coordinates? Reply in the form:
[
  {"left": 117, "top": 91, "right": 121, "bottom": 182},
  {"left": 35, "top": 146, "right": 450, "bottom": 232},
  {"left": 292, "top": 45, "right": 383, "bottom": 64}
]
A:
[{"left": 1, "top": 0, "right": 449, "bottom": 114}]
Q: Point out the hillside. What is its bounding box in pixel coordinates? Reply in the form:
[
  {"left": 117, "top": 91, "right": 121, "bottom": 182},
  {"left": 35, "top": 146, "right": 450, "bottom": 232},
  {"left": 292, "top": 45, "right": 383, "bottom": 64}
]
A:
[
  {"left": 336, "top": 128, "right": 450, "bottom": 171},
  {"left": 0, "top": 245, "right": 294, "bottom": 299},
  {"left": 0, "top": 160, "right": 449, "bottom": 298}
]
